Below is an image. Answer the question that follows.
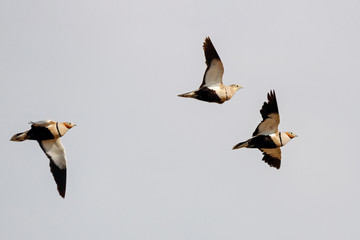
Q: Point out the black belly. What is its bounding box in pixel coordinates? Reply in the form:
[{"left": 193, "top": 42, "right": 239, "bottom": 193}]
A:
[
  {"left": 27, "top": 126, "right": 55, "bottom": 141},
  {"left": 195, "top": 87, "right": 223, "bottom": 103},
  {"left": 248, "top": 135, "right": 277, "bottom": 148}
]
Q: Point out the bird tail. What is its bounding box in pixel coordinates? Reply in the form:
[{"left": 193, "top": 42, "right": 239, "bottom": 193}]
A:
[
  {"left": 232, "top": 140, "right": 249, "bottom": 150},
  {"left": 178, "top": 91, "right": 196, "bottom": 98},
  {"left": 10, "top": 131, "right": 28, "bottom": 142}
]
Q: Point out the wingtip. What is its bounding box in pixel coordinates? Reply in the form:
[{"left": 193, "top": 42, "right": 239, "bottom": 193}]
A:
[
  {"left": 203, "top": 37, "right": 210, "bottom": 49},
  {"left": 59, "top": 191, "right": 65, "bottom": 198},
  {"left": 271, "top": 163, "right": 281, "bottom": 170},
  {"left": 268, "top": 89, "right": 276, "bottom": 98},
  {"left": 261, "top": 89, "right": 279, "bottom": 116},
  {"left": 203, "top": 36, "right": 213, "bottom": 46}
]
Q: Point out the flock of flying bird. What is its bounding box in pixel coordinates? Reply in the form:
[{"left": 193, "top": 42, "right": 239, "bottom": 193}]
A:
[{"left": 10, "top": 37, "right": 297, "bottom": 198}]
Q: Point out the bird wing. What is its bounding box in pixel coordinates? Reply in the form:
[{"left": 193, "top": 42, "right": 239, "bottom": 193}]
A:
[
  {"left": 259, "top": 148, "right": 281, "bottom": 169},
  {"left": 200, "top": 37, "right": 224, "bottom": 88},
  {"left": 252, "top": 90, "right": 280, "bottom": 136},
  {"left": 30, "top": 120, "right": 55, "bottom": 127},
  {"left": 38, "top": 138, "right": 67, "bottom": 198}
]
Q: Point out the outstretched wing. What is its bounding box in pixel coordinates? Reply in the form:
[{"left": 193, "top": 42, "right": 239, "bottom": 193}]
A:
[
  {"left": 253, "top": 90, "right": 280, "bottom": 136},
  {"left": 259, "top": 148, "right": 281, "bottom": 169},
  {"left": 38, "top": 138, "right": 67, "bottom": 198},
  {"left": 200, "top": 37, "right": 224, "bottom": 88},
  {"left": 30, "top": 120, "right": 55, "bottom": 127}
]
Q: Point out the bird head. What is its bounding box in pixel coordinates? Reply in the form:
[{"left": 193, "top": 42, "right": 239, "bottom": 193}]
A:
[
  {"left": 63, "top": 122, "right": 77, "bottom": 129},
  {"left": 286, "top": 132, "right": 298, "bottom": 139},
  {"left": 230, "top": 84, "right": 243, "bottom": 92}
]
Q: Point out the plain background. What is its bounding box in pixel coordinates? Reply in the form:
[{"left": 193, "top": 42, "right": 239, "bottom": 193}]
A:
[{"left": 1, "top": 0, "right": 360, "bottom": 239}]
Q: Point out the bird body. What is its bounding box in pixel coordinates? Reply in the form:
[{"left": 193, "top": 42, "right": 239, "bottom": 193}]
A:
[
  {"left": 233, "top": 132, "right": 293, "bottom": 149},
  {"left": 178, "top": 84, "right": 240, "bottom": 103},
  {"left": 233, "top": 90, "right": 297, "bottom": 169},
  {"left": 12, "top": 120, "right": 72, "bottom": 141},
  {"left": 11, "top": 120, "right": 76, "bottom": 198},
  {"left": 178, "top": 37, "right": 242, "bottom": 104}
]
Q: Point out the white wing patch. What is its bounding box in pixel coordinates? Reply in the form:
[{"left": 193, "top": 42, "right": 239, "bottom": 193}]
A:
[
  {"left": 39, "top": 138, "right": 67, "bottom": 169},
  {"left": 203, "top": 59, "right": 224, "bottom": 87}
]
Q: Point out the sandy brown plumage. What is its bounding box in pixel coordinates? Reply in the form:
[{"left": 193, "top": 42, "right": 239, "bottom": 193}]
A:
[
  {"left": 233, "top": 90, "right": 297, "bottom": 169},
  {"left": 11, "top": 120, "right": 76, "bottom": 198},
  {"left": 178, "top": 37, "right": 242, "bottom": 104}
]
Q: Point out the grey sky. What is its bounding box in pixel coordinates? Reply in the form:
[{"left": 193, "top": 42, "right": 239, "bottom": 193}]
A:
[{"left": 1, "top": 0, "right": 360, "bottom": 239}]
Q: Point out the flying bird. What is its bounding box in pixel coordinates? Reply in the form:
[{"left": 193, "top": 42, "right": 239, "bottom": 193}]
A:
[
  {"left": 178, "top": 37, "right": 242, "bottom": 104},
  {"left": 232, "top": 90, "right": 297, "bottom": 169},
  {"left": 10, "top": 120, "right": 76, "bottom": 198}
]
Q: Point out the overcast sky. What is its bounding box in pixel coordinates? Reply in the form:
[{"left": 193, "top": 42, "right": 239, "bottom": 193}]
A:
[{"left": 1, "top": 0, "right": 360, "bottom": 239}]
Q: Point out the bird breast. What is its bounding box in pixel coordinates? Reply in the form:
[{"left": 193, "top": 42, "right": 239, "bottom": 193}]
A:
[
  {"left": 224, "top": 85, "right": 235, "bottom": 100},
  {"left": 269, "top": 132, "right": 292, "bottom": 147},
  {"left": 208, "top": 85, "right": 234, "bottom": 101},
  {"left": 45, "top": 123, "right": 69, "bottom": 138}
]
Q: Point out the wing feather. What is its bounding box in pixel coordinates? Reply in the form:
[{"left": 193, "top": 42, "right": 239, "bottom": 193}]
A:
[
  {"left": 253, "top": 90, "right": 280, "bottom": 136},
  {"left": 30, "top": 120, "right": 55, "bottom": 127},
  {"left": 38, "top": 139, "right": 67, "bottom": 198},
  {"left": 259, "top": 148, "right": 281, "bottom": 169},
  {"left": 200, "top": 37, "right": 224, "bottom": 88}
]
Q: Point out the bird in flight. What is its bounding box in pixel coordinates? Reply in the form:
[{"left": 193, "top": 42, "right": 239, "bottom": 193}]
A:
[
  {"left": 11, "top": 120, "right": 76, "bottom": 198},
  {"left": 178, "top": 37, "right": 242, "bottom": 104},
  {"left": 232, "top": 90, "right": 297, "bottom": 169}
]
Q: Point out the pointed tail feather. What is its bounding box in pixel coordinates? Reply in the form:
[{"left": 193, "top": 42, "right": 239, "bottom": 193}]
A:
[
  {"left": 232, "top": 140, "right": 248, "bottom": 150},
  {"left": 10, "top": 131, "right": 28, "bottom": 141},
  {"left": 178, "top": 91, "right": 196, "bottom": 98}
]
